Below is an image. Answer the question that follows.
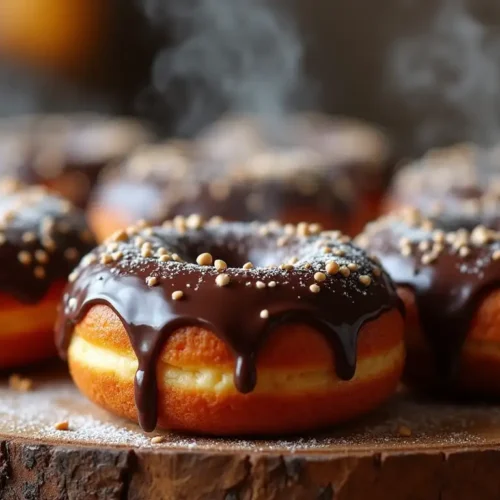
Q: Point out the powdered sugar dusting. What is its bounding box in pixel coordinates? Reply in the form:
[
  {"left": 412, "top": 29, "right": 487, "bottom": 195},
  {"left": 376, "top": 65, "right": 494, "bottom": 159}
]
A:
[{"left": 2, "top": 368, "right": 500, "bottom": 454}]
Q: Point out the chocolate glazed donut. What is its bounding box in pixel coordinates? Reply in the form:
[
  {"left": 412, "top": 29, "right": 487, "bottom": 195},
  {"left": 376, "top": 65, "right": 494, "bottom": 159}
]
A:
[
  {"left": 358, "top": 208, "right": 500, "bottom": 395},
  {"left": 57, "top": 217, "right": 404, "bottom": 434}
]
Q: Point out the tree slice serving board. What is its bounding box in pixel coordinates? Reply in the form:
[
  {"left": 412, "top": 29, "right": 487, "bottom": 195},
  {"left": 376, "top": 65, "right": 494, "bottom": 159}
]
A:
[{"left": 1, "top": 364, "right": 500, "bottom": 500}]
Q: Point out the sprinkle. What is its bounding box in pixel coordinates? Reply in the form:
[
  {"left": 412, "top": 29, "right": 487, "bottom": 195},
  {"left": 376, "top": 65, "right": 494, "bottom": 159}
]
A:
[
  {"left": 134, "top": 237, "right": 145, "bottom": 247},
  {"left": 34, "top": 266, "right": 45, "bottom": 279},
  {"left": 309, "top": 284, "right": 321, "bottom": 293},
  {"left": 401, "top": 245, "right": 412, "bottom": 257},
  {"left": 276, "top": 236, "right": 288, "bottom": 247},
  {"left": 339, "top": 266, "right": 350, "bottom": 278},
  {"left": 64, "top": 248, "right": 79, "bottom": 261},
  {"left": 157, "top": 247, "right": 168, "bottom": 256},
  {"left": 397, "top": 425, "right": 412, "bottom": 438},
  {"left": 308, "top": 223, "right": 322, "bottom": 234},
  {"left": 260, "top": 309, "right": 269, "bottom": 319},
  {"left": 421, "top": 253, "right": 436, "bottom": 265},
  {"left": 172, "top": 290, "right": 184, "bottom": 300},
  {"left": 151, "top": 436, "right": 165, "bottom": 444},
  {"left": 196, "top": 253, "right": 213, "bottom": 266},
  {"left": 418, "top": 240, "right": 430, "bottom": 252},
  {"left": 214, "top": 259, "right": 227, "bottom": 272},
  {"left": 296, "top": 222, "right": 310, "bottom": 237},
  {"left": 54, "top": 421, "right": 69, "bottom": 431},
  {"left": 215, "top": 274, "right": 230, "bottom": 287},
  {"left": 159, "top": 255, "right": 171, "bottom": 262},
  {"left": 172, "top": 253, "right": 183, "bottom": 262},
  {"left": 493, "top": 250, "right": 500, "bottom": 261},
  {"left": 314, "top": 272, "right": 327, "bottom": 282},
  {"left": 322, "top": 246, "right": 332, "bottom": 254},
  {"left": 186, "top": 214, "right": 204, "bottom": 230},
  {"left": 22, "top": 232, "right": 36, "bottom": 243},
  {"left": 111, "top": 251, "right": 123, "bottom": 261},
  {"left": 110, "top": 229, "right": 128, "bottom": 242},
  {"left": 359, "top": 275, "right": 372, "bottom": 287},
  {"left": 347, "top": 263, "right": 359, "bottom": 272},
  {"left": 0, "top": 234, "right": 5, "bottom": 245},
  {"left": 332, "top": 248, "right": 345, "bottom": 257},
  {"left": 268, "top": 281, "right": 277, "bottom": 288},
  {"left": 100, "top": 254, "right": 113, "bottom": 265},
  {"left": 326, "top": 261, "right": 339, "bottom": 274},
  {"left": 8, "top": 374, "right": 33, "bottom": 392},
  {"left": 18, "top": 251, "right": 31, "bottom": 265},
  {"left": 256, "top": 281, "right": 266, "bottom": 289},
  {"left": 68, "top": 297, "right": 77, "bottom": 310},
  {"left": 35, "top": 249, "right": 49, "bottom": 264},
  {"left": 141, "top": 247, "right": 153, "bottom": 258},
  {"left": 459, "top": 246, "right": 470, "bottom": 258},
  {"left": 42, "top": 238, "right": 56, "bottom": 252},
  {"left": 146, "top": 276, "right": 158, "bottom": 287},
  {"left": 107, "top": 242, "right": 119, "bottom": 252},
  {"left": 68, "top": 270, "right": 79, "bottom": 283},
  {"left": 284, "top": 224, "right": 295, "bottom": 235},
  {"left": 280, "top": 264, "right": 294, "bottom": 271},
  {"left": 208, "top": 215, "right": 224, "bottom": 225},
  {"left": 243, "top": 262, "right": 254, "bottom": 270}
]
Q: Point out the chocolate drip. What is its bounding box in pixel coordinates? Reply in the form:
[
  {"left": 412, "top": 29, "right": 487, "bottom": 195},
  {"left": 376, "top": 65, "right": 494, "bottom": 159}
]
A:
[
  {"left": 57, "top": 222, "right": 401, "bottom": 432},
  {"left": 363, "top": 217, "right": 500, "bottom": 382}
]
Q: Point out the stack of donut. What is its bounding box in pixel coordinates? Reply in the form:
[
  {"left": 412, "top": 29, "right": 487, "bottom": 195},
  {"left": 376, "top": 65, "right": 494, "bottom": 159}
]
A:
[{"left": 89, "top": 113, "right": 391, "bottom": 241}]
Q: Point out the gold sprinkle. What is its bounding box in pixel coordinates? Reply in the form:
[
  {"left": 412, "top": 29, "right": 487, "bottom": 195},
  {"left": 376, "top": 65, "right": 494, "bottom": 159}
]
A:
[
  {"left": 100, "top": 254, "right": 113, "bottom": 265},
  {"left": 421, "top": 253, "right": 436, "bottom": 265},
  {"left": 111, "top": 251, "right": 123, "bottom": 261},
  {"left": 126, "top": 226, "right": 138, "bottom": 236},
  {"left": 258, "top": 226, "right": 270, "bottom": 237},
  {"left": 214, "top": 259, "right": 227, "bottom": 272},
  {"left": 322, "top": 246, "right": 332, "bottom": 254},
  {"left": 196, "top": 253, "right": 213, "bottom": 266},
  {"left": 208, "top": 215, "right": 224, "bottom": 226},
  {"left": 186, "top": 214, "right": 204, "bottom": 230},
  {"left": 18, "top": 251, "right": 31, "bottom": 265},
  {"left": 54, "top": 421, "right": 69, "bottom": 431},
  {"left": 68, "top": 270, "right": 79, "bottom": 283},
  {"left": 172, "top": 290, "right": 184, "bottom": 300},
  {"left": 339, "top": 266, "right": 350, "bottom": 278},
  {"left": 159, "top": 255, "right": 171, "bottom": 262},
  {"left": 359, "top": 275, "right": 372, "bottom": 287},
  {"left": 146, "top": 276, "right": 158, "bottom": 287},
  {"left": 157, "top": 247, "right": 168, "bottom": 256},
  {"left": 134, "top": 236, "right": 145, "bottom": 247},
  {"left": 397, "top": 425, "right": 412, "bottom": 438},
  {"left": 34, "top": 266, "right": 45, "bottom": 279},
  {"left": 280, "top": 263, "right": 294, "bottom": 271},
  {"left": 143, "top": 227, "right": 154, "bottom": 237},
  {"left": 268, "top": 281, "right": 277, "bottom": 288},
  {"left": 459, "top": 246, "right": 470, "bottom": 258},
  {"left": 107, "top": 242, "right": 119, "bottom": 252},
  {"left": 151, "top": 436, "right": 165, "bottom": 444},
  {"left": 0, "top": 233, "right": 5, "bottom": 245},
  {"left": 401, "top": 245, "right": 412, "bottom": 257},
  {"left": 8, "top": 374, "right": 33, "bottom": 392},
  {"left": 296, "top": 222, "right": 310, "bottom": 237},
  {"left": 141, "top": 247, "right": 153, "bottom": 258},
  {"left": 243, "top": 262, "right": 254, "bottom": 270},
  {"left": 308, "top": 223, "right": 322, "bottom": 235},
  {"left": 326, "top": 261, "right": 339, "bottom": 274},
  {"left": 309, "top": 284, "right": 321, "bottom": 293},
  {"left": 35, "top": 249, "right": 49, "bottom": 264},
  {"left": 347, "top": 263, "right": 359, "bottom": 272},
  {"left": 314, "top": 272, "right": 327, "bottom": 282},
  {"left": 332, "top": 248, "right": 345, "bottom": 257},
  {"left": 284, "top": 224, "right": 296, "bottom": 235},
  {"left": 172, "top": 253, "right": 183, "bottom": 262},
  {"left": 110, "top": 229, "right": 128, "bottom": 242},
  {"left": 432, "top": 230, "right": 445, "bottom": 243},
  {"left": 303, "top": 262, "right": 312, "bottom": 269},
  {"left": 493, "top": 250, "right": 500, "bottom": 261},
  {"left": 276, "top": 236, "right": 288, "bottom": 247},
  {"left": 215, "top": 273, "right": 230, "bottom": 287},
  {"left": 83, "top": 254, "right": 97, "bottom": 266},
  {"left": 256, "top": 281, "right": 266, "bottom": 289},
  {"left": 64, "top": 248, "right": 79, "bottom": 261},
  {"left": 418, "top": 240, "right": 430, "bottom": 252},
  {"left": 260, "top": 309, "right": 269, "bottom": 319},
  {"left": 22, "top": 232, "right": 36, "bottom": 243}
]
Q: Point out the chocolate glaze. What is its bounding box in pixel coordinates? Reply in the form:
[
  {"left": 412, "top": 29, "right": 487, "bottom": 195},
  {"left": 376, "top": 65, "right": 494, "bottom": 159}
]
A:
[
  {"left": 361, "top": 213, "right": 500, "bottom": 383},
  {"left": 92, "top": 114, "right": 389, "bottom": 232},
  {"left": 56, "top": 220, "right": 402, "bottom": 432},
  {"left": 0, "top": 181, "right": 96, "bottom": 303}
]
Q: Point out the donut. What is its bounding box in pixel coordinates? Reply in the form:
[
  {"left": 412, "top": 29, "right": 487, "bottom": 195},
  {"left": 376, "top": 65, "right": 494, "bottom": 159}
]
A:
[
  {"left": 357, "top": 208, "right": 500, "bottom": 396},
  {"left": 0, "top": 114, "right": 152, "bottom": 208},
  {"left": 0, "top": 180, "right": 96, "bottom": 368},
  {"left": 57, "top": 217, "right": 404, "bottom": 435},
  {"left": 89, "top": 113, "right": 390, "bottom": 241},
  {"left": 385, "top": 144, "right": 500, "bottom": 230}
]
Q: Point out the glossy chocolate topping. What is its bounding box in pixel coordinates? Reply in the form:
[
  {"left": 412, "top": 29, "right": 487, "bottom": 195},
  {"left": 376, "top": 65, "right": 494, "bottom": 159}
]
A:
[
  {"left": 93, "top": 114, "right": 389, "bottom": 230},
  {"left": 57, "top": 217, "right": 401, "bottom": 432},
  {"left": 359, "top": 209, "right": 500, "bottom": 382},
  {"left": 0, "top": 180, "right": 96, "bottom": 303},
  {"left": 388, "top": 144, "right": 500, "bottom": 231}
]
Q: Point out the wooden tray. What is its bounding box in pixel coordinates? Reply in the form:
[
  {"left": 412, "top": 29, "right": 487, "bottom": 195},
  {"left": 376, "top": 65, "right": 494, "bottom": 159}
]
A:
[{"left": 1, "top": 364, "right": 500, "bottom": 499}]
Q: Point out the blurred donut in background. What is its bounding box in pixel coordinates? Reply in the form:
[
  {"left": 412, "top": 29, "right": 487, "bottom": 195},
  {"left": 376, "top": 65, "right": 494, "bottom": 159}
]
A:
[
  {"left": 88, "top": 113, "right": 390, "bottom": 241},
  {"left": 0, "top": 114, "right": 153, "bottom": 208},
  {"left": 385, "top": 144, "right": 500, "bottom": 231}
]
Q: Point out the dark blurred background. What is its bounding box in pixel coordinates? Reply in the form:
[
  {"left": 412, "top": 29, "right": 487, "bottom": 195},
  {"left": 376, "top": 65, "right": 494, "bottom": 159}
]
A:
[{"left": 1, "top": 0, "right": 500, "bottom": 157}]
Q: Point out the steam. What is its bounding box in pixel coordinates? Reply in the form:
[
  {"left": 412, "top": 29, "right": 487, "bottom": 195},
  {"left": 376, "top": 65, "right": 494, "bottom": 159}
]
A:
[
  {"left": 386, "top": 0, "right": 500, "bottom": 153},
  {"left": 138, "top": 0, "right": 312, "bottom": 136}
]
